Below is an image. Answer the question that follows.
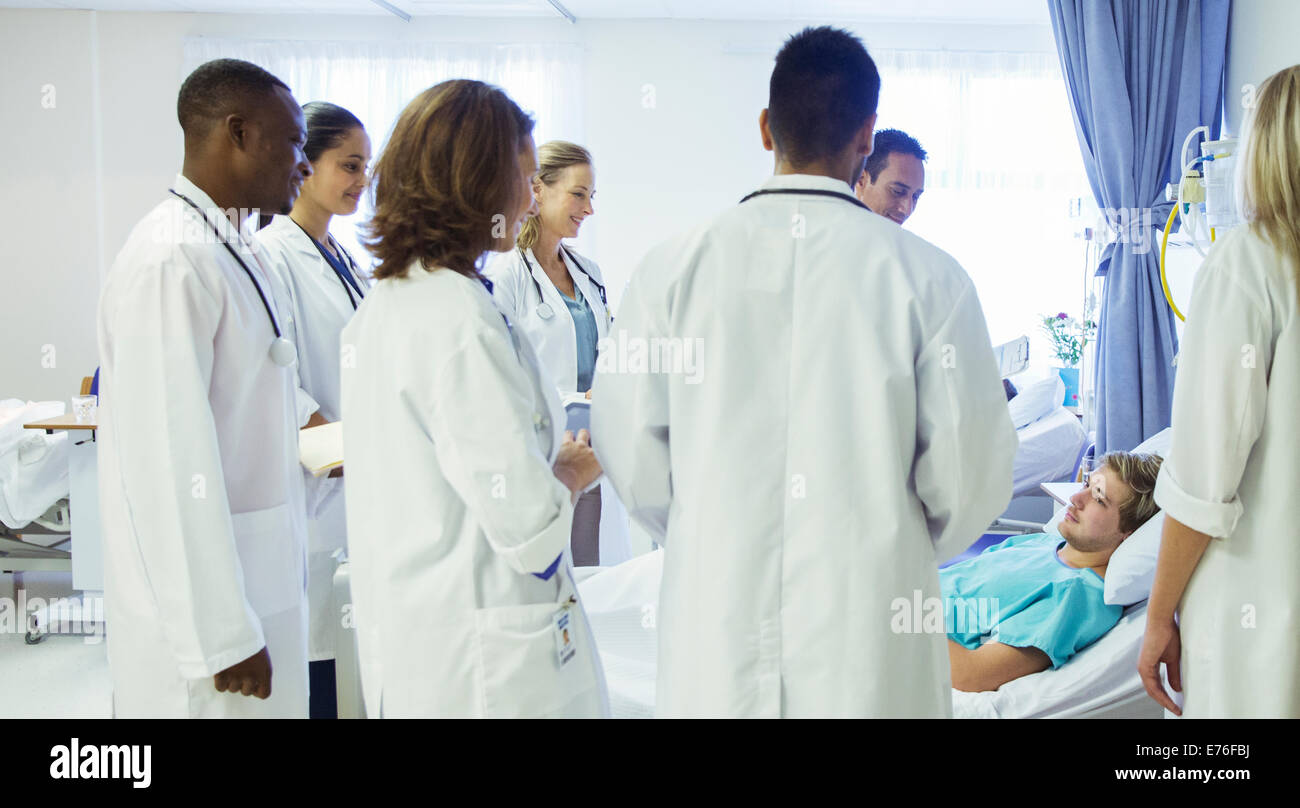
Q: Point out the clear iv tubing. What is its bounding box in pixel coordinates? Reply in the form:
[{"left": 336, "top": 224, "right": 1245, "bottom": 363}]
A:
[
  {"left": 1179, "top": 202, "right": 1208, "bottom": 258},
  {"left": 1161, "top": 125, "right": 1220, "bottom": 322},
  {"left": 1181, "top": 125, "right": 1209, "bottom": 176}
]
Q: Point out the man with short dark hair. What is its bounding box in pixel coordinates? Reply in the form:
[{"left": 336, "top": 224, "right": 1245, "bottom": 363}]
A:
[
  {"left": 854, "top": 128, "right": 927, "bottom": 225},
  {"left": 98, "top": 58, "right": 314, "bottom": 717},
  {"left": 593, "top": 27, "right": 1016, "bottom": 717}
]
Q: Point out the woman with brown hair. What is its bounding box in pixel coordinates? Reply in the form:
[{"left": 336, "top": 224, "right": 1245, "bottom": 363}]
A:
[
  {"left": 1139, "top": 64, "right": 1300, "bottom": 717},
  {"left": 339, "top": 80, "right": 607, "bottom": 718}
]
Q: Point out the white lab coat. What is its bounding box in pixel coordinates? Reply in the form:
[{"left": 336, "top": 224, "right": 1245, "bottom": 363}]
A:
[
  {"left": 484, "top": 246, "right": 632, "bottom": 566},
  {"left": 1154, "top": 226, "right": 1300, "bottom": 718},
  {"left": 340, "top": 263, "right": 607, "bottom": 718},
  {"left": 256, "top": 214, "right": 369, "bottom": 661},
  {"left": 97, "top": 175, "right": 308, "bottom": 718},
  {"left": 591, "top": 174, "right": 1017, "bottom": 718}
]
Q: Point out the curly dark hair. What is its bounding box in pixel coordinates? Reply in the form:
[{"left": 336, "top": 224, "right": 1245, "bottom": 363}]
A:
[{"left": 365, "top": 80, "right": 535, "bottom": 280}]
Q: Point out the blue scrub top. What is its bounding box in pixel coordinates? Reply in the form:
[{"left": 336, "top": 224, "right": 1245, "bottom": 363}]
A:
[
  {"left": 562, "top": 285, "right": 599, "bottom": 393},
  {"left": 939, "top": 532, "right": 1123, "bottom": 668}
]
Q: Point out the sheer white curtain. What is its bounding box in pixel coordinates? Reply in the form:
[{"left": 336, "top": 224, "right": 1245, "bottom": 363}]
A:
[
  {"left": 871, "top": 50, "right": 1092, "bottom": 371},
  {"left": 183, "top": 37, "right": 584, "bottom": 266}
]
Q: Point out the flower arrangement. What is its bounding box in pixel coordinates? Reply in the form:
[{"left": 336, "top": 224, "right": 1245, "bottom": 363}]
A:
[{"left": 1039, "top": 312, "right": 1096, "bottom": 368}]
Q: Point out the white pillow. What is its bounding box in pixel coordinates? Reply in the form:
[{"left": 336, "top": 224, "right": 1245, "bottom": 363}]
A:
[
  {"left": 1007, "top": 375, "right": 1064, "bottom": 429},
  {"left": 1046, "top": 428, "right": 1173, "bottom": 606}
]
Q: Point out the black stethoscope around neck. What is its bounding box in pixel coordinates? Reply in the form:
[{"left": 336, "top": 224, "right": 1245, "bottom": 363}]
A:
[
  {"left": 739, "top": 187, "right": 873, "bottom": 211},
  {"left": 169, "top": 189, "right": 297, "bottom": 368},
  {"left": 517, "top": 245, "right": 607, "bottom": 321}
]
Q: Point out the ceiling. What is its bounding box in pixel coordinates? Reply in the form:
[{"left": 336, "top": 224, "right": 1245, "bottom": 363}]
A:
[{"left": 0, "top": 0, "right": 1049, "bottom": 24}]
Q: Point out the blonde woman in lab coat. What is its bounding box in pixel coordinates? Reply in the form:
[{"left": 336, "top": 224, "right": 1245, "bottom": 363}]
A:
[
  {"left": 340, "top": 80, "right": 608, "bottom": 718},
  {"left": 1139, "top": 65, "right": 1300, "bottom": 718},
  {"left": 255, "top": 101, "right": 371, "bottom": 719},
  {"left": 484, "top": 141, "right": 631, "bottom": 567}
]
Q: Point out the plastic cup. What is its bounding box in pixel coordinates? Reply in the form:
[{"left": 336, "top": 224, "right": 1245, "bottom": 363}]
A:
[{"left": 72, "top": 394, "right": 97, "bottom": 424}]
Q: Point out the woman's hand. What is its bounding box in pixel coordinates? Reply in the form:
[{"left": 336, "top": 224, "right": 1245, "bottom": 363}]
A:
[
  {"left": 1138, "top": 611, "right": 1183, "bottom": 716},
  {"left": 553, "top": 429, "right": 602, "bottom": 496}
]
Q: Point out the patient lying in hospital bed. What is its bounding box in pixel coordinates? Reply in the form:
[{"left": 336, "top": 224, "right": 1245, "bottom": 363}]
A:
[
  {"left": 579, "top": 431, "right": 1177, "bottom": 718},
  {"left": 942, "top": 451, "right": 1163, "bottom": 693}
]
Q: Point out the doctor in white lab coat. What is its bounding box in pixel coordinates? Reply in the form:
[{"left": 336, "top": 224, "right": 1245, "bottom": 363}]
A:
[
  {"left": 591, "top": 28, "right": 1017, "bottom": 718},
  {"left": 255, "top": 101, "right": 371, "bottom": 718},
  {"left": 1139, "top": 65, "right": 1300, "bottom": 718},
  {"left": 340, "top": 80, "right": 607, "bottom": 718},
  {"left": 485, "top": 141, "right": 631, "bottom": 568},
  {"left": 97, "top": 60, "right": 313, "bottom": 717}
]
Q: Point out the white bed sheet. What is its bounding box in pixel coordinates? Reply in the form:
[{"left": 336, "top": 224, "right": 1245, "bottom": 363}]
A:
[
  {"left": 0, "top": 400, "right": 70, "bottom": 530},
  {"left": 1012, "top": 406, "right": 1086, "bottom": 497},
  {"left": 951, "top": 602, "right": 1162, "bottom": 719},
  {"left": 579, "top": 549, "right": 1159, "bottom": 719}
]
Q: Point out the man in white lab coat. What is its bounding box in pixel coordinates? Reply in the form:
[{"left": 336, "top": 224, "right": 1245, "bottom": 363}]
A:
[
  {"left": 591, "top": 27, "right": 1018, "bottom": 717},
  {"left": 97, "top": 59, "right": 314, "bottom": 717}
]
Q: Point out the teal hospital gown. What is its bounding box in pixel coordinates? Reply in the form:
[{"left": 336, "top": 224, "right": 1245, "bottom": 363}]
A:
[{"left": 939, "top": 533, "right": 1123, "bottom": 668}]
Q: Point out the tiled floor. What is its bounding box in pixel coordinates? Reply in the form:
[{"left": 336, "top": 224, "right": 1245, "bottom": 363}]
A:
[
  {"left": 0, "top": 571, "right": 112, "bottom": 718},
  {"left": 0, "top": 523, "right": 658, "bottom": 720}
]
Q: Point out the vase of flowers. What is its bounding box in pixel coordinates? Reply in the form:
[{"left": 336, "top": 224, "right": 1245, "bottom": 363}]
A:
[{"left": 1040, "top": 312, "right": 1095, "bottom": 407}]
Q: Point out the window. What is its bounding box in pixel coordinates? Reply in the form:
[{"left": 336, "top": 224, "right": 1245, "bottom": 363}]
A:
[
  {"left": 872, "top": 49, "right": 1092, "bottom": 370},
  {"left": 183, "top": 37, "right": 583, "bottom": 269}
]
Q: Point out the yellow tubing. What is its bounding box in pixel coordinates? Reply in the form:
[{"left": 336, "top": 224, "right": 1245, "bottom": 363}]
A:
[{"left": 1160, "top": 205, "right": 1187, "bottom": 322}]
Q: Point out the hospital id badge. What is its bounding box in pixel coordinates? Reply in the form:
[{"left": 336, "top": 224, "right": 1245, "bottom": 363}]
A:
[{"left": 553, "top": 598, "right": 577, "bottom": 668}]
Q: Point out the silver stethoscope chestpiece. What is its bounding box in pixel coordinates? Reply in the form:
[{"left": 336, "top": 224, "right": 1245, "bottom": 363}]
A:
[
  {"left": 269, "top": 337, "right": 298, "bottom": 368},
  {"left": 537, "top": 302, "right": 555, "bottom": 320}
]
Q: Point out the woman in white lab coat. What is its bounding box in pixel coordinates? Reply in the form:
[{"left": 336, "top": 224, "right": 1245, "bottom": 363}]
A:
[
  {"left": 340, "top": 80, "right": 608, "bottom": 717},
  {"left": 484, "top": 141, "right": 631, "bottom": 567},
  {"left": 255, "top": 102, "right": 371, "bottom": 719},
  {"left": 1139, "top": 65, "right": 1300, "bottom": 717}
]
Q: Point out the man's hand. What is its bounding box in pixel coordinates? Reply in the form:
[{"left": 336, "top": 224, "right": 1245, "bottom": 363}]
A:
[
  {"left": 214, "top": 647, "right": 273, "bottom": 699},
  {"left": 553, "top": 429, "right": 602, "bottom": 496},
  {"left": 304, "top": 411, "right": 330, "bottom": 429}
]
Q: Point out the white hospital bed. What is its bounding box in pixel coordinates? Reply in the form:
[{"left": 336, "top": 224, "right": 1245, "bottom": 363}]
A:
[
  {"left": 577, "top": 549, "right": 1160, "bottom": 719},
  {"left": 994, "top": 336, "right": 1088, "bottom": 500},
  {"left": 0, "top": 400, "right": 71, "bottom": 533},
  {"left": 1012, "top": 406, "right": 1086, "bottom": 497}
]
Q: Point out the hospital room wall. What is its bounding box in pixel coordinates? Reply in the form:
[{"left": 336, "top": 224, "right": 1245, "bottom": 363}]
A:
[
  {"left": 1225, "top": 0, "right": 1300, "bottom": 136},
  {"left": 1, "top": 11, "right": 103, "bottom": 405},
  {"left": 1, "top": 8, "right": 1055, "bottom": 401}
]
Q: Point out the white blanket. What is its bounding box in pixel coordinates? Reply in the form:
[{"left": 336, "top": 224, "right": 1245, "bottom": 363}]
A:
[
  {"left": 580, "top": 549, "right": 1159, "bottom": 719},
  {"left": 1013, "top": 406, "right": 1086, "bottom": 496},
  {"left": 0, "top": 399, "right": 71, "bottom": 529}
]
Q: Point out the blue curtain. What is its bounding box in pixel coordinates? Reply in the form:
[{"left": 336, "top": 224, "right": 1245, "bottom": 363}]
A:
[{"left": 1048, "top": 0, "right": 1229, "bottom": 453}]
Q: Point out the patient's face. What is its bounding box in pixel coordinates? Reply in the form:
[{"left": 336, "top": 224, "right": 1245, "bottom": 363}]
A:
[{"left": 1059, "top": 467, "right": 1133, "bottom": 553}]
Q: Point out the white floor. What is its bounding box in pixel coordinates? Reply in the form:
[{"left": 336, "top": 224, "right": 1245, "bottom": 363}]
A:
[
  {"left": 0, "top": 570, "right": 112, "bottom": 718},
  {"left": 0, "top": 521, "right": 655, "bottom": 721}
]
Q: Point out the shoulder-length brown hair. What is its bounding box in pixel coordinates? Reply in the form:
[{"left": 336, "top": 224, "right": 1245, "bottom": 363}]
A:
[{"left": 365, "top": 80, "right": 534, "bottom": 280}]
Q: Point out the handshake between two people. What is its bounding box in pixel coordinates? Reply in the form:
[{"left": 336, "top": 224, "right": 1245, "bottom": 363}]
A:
[
  {"left": 215, "top": 417, "right": 603, "bottom": 700},
  {"left": 553, "top": 428, "right": 602, "bottom": 501}
]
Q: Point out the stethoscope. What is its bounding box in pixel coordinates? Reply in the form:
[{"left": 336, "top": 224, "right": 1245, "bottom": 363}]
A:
[
  {"left": 517, "top": 245, "right": 608, "bottom": 321},
  {"left": 739, "top": 187, "right": 873, "bottom": 211},
  {"left": 290, "top": 218, "right": 366, "bottom": 310},
  {"left": 476, "top": 273, "right": 554, "bottom": 445},
  {"left": 170, "top": 190, "right": 298, "bottom": 368}
]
